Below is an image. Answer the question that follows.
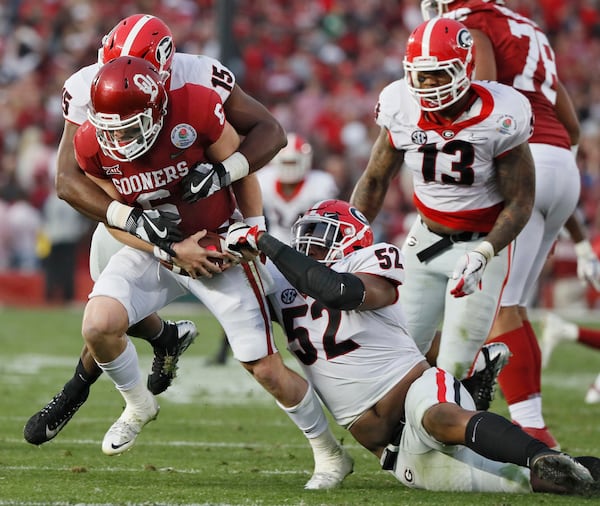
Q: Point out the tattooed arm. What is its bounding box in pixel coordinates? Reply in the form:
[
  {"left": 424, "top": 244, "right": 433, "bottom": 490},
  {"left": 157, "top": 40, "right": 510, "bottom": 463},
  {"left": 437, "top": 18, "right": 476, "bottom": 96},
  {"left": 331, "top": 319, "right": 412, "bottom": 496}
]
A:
[
  {"left": 485, "top": 142, "right": 535, "bottom": 254},
  {"left": 350, "top": 127, "right": 405, "bottom": 223}
]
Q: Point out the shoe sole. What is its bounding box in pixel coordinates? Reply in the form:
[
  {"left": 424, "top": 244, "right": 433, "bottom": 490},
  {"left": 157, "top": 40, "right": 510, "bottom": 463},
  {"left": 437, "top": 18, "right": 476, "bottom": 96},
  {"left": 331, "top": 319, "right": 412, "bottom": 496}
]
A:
[{"left": 532, "top": 453, "right": 594, "bottom": 495}]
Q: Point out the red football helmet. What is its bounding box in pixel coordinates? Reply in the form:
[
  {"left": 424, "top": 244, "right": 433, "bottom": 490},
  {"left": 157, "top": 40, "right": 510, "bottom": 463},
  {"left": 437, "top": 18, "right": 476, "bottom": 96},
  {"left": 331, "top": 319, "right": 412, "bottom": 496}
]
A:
[
  {"left": 292, "top": 200, "right": 374, "bottom": 264},
  {"left": 274, "top": 133, "right": 313, "bottom": 184},
  {"left": 88, "top": 56, "right": 168, "bottom": 162},
  {"left": 98, "top": 14, "right": 175, "bottom": 82},
  {"left": 420, "top": 0, "right": 504, "bottom": 21},
  {"left": 403, "top": 18, "right": 475, "bottom": 111}
]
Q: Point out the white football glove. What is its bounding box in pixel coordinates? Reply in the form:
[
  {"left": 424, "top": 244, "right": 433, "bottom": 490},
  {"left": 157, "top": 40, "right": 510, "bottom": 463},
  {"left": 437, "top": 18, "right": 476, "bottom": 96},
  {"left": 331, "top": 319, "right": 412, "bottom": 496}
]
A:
[
  {"left": 450, "top": 241, "right": 494, "bottom": 298},
  {"left": 574, "top": 240, "right": 600, "bottom": 291},
  {"left": 225, "top": 222, "right": 261, "bottom": 253}
]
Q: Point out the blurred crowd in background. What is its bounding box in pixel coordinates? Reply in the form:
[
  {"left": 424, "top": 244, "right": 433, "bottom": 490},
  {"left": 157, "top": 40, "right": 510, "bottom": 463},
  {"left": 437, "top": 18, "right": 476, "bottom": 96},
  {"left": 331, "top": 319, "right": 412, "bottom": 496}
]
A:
[{"left": 0, "top": 0, "right": 598, "bottom": 306}]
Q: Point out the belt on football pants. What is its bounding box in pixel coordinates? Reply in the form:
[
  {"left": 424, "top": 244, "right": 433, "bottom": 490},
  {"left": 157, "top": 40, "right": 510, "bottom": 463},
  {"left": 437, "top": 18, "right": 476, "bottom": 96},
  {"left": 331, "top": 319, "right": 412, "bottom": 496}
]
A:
[{"left": 417, "top": 226, "right": 487, "bottom": 263}]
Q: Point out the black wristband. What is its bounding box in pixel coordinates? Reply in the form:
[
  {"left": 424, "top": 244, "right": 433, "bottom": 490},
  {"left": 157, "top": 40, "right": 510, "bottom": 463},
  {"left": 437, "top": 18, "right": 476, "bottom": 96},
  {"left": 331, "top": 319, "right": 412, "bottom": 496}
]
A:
[{"left": 258, "top": 233, "right": 365, "bottom": 310}]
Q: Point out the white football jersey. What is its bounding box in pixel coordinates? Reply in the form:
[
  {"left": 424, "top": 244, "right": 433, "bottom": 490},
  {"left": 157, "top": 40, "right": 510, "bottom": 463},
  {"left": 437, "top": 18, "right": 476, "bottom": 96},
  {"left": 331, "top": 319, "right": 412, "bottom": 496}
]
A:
[
  {"left": 63, "top": 53, "right": 236, "bottom": 126},
  {"left": 257, "top": 166, "right": 339, "bottom": 243},
  {"left": 267, "top": 244, "right": 426, "bottom": 427},
  {"left": 376, "top": 79, "right": 532, "bottom": 231}
]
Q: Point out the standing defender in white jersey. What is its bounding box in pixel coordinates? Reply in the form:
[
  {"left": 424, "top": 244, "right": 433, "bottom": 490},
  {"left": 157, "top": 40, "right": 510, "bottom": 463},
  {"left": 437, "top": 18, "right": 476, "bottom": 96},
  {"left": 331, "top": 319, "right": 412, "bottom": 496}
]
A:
[
  {"left": 224, "top": 199, "right": 600, "bottom": 495},
  {"left": 350, "top": 18, "right": 535, "bottom": 380}
]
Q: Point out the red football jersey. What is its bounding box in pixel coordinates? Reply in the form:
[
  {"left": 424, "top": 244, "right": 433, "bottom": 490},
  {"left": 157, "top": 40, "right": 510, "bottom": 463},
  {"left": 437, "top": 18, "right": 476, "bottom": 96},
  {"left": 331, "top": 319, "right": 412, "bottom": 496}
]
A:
[
  {"left": 74, "top": 83, "right": 236, "bottom": 236},
  {"left": 447, "top": 1, "right": 570, "bottom": 148}
]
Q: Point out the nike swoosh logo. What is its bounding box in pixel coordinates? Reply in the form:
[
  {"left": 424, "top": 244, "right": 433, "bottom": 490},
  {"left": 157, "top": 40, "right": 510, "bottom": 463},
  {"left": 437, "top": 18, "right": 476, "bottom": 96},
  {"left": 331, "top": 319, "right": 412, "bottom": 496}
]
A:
[
  {"left": 170, "top": 150, "right": 185, "bottom": 159},
  {"left": 111, "top": 441, "right": 130, "bottom": 450},
  {"left": 46, "top": 419, "right": 69, "bottom": 440},
  {"left": 144, "top": 217, "right": 168, "bottom": 239},
  {"left": 190, "top": 172, "right": 214, "bottom": 194}
]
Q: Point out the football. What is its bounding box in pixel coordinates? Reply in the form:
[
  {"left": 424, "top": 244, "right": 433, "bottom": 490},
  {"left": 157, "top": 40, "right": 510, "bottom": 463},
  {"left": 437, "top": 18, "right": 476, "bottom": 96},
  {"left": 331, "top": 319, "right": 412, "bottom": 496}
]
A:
[
  {"left": 159, "top": 231, "right": 229, "bottom": 276},
  {"left": 197, "top": 231, "right": 230, "bottom": 267}
]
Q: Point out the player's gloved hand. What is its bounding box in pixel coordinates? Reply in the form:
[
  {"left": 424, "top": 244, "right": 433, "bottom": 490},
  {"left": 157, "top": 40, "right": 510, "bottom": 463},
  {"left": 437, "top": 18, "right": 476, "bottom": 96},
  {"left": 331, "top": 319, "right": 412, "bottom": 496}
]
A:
[
  {"left": 180, "top": 161, "right": 230, "bottom": 203},
  {"left": 126, "top": 208, "right": 182, "bottom": 255},
  {"left": 106, "top": 201, "right": 182, "bottom": 256},
  {"left": 450, "top": 241, "right": 494, "bottom": 298},
  {"left": 575, "top": 240, "right": 600, "bottom": 291},
  {"left": 225, "top": 222, "right": 261, "bottom": 253}
]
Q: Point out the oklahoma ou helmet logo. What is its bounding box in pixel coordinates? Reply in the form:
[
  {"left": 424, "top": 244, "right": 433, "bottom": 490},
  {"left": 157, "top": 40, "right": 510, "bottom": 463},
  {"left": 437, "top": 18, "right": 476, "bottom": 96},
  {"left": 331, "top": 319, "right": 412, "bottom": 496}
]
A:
[{"left": 133, "top": 73, "right": 159, "bottom": 101}]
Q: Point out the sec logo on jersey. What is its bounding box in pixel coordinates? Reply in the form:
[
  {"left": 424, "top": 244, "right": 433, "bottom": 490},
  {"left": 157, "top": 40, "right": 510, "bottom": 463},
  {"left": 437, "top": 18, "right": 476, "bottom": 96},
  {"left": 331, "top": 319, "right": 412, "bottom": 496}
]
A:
[{"left": 281, "top": 288, "right": 298, "bottom": 305}]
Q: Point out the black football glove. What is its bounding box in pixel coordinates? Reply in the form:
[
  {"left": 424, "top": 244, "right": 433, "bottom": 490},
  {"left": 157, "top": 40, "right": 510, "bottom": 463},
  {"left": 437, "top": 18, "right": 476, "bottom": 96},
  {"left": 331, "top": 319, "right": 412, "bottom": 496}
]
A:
[
  {"left": 180, "top": 162, "right": 231, "bottom": 203},
  {"left": 124, "top": 208, "right": 182, "bottom": 256}
]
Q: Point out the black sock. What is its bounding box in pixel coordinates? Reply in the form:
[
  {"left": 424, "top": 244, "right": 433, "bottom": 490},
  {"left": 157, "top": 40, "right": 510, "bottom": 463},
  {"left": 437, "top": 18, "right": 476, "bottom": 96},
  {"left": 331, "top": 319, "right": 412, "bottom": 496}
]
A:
[
  {"left": 465, "top": 412, "right": 554, "bottom": 467},
  {"left": 151, "top": 321, "right": 177, "bottom": 350},
  {"left": 63, "top": 359, "right": 101, "bottom": 397}
]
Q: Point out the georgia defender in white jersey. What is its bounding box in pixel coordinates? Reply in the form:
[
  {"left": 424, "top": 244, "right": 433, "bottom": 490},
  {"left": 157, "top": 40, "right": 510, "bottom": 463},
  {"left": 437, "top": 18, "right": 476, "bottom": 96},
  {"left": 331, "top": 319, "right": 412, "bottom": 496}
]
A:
[
  {"left": 257, "top": 133, "right": 339, "bottom": 243},
  {"left": 351, "top": 18, "right": 535, "bottom": 380},
  {"left": 224, "top": 199, "right": 599, "bottom": 495},
  {"left": 430, "top": 0, "right": 589, "bottom": 447}
]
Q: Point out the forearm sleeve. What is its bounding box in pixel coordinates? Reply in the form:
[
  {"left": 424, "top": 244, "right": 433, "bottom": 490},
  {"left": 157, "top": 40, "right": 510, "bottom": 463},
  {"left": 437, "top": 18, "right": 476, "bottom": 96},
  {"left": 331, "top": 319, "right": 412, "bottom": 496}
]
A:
[{"left": 257, "top": 233, "right": 365, "bottom": 310}]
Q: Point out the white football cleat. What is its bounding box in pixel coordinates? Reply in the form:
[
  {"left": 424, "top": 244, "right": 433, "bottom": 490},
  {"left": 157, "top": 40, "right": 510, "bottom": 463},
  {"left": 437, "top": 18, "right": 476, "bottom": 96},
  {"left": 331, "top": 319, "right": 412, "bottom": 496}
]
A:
[
  {"left": 304, "top": 446, "right": 354, "bottom": 490},
  {"left": 102, "top": 395, "right": 159, "bottom": 455},
  {"left": 540, "top": 312, "right": 578, "bottom": 369}
]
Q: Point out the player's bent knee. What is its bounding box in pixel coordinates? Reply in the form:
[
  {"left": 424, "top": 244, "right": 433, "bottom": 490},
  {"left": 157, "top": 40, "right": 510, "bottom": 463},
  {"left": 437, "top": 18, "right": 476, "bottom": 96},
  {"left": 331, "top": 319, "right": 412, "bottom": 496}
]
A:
[
  {"left": 422, "top": 403, "right": 473, "bottom": 445},
  {"left": 82, "top": 296, "right": 129, "bottom": 347},
  {"left": 242, "top": 353, "right": 287, "bottom": 392}
]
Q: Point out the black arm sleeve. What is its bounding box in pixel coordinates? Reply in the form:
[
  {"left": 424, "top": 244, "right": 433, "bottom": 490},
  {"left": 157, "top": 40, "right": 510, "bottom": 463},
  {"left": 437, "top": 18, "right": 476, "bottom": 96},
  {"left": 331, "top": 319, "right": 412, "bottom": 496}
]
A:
[{"left": 257, "top": 233, "right": 366, "bottom": 310}]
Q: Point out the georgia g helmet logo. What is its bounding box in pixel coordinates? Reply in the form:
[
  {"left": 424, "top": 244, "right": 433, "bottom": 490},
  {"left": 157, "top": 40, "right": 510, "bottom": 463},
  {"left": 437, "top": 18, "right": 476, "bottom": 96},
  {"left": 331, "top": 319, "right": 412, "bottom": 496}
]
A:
[
  {"left": 156, "top": 36, "right": 174, "bottom": 68},
  {"left": 133, "top": 73, "right": 160, "bottom": 102},
  {"left": 457, "top": 28, "right": 473, "bottom": 50}
]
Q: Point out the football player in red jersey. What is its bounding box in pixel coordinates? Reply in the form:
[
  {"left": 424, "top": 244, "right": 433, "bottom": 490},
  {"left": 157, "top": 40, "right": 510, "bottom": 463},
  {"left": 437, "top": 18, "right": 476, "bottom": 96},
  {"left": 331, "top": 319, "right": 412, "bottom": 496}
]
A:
[
  {"left": 24, "top": 14, "right": 268, "bottom": 446},
  {"left": 72, "top": 56, "right": 352, "bottom": 488},
  {"left": 25, "top": 15, "right": 351, "bottom": 490},
  {"left": 350, "top": 18, "right": 535, "bottom": 406},
  {"left": 424, "top": 0, "right": 600, "bottom": 447},
  {"left": 224, "top": 199, "right": 600, "bottom": 495}
]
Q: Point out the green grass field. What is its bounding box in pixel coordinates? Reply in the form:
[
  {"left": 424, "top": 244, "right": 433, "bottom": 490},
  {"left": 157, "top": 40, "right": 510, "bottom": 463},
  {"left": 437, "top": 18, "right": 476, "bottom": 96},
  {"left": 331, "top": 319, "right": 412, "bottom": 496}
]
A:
[{"left": 0, "top": 305, "right": 598, "bottom": 506}]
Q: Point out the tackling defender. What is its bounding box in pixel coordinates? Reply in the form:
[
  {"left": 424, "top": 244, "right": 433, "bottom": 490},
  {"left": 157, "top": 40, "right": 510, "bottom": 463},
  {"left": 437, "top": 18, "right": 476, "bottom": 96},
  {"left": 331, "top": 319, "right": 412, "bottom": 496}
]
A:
[{"left": 225, "top": 198, "right": 600, "bottom": 495}]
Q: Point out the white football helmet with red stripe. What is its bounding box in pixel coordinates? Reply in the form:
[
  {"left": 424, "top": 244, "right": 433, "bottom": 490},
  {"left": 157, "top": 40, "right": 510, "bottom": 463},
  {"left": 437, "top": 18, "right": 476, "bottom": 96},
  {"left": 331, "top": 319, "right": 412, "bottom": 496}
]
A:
[
  {"left": 274, "top": 133, "right": 313, "bottom": 184},
  {"left": 98, "top": 14, "right": 175, "bottom": 82},
  {"left": 403, "top": 18, "right": 475, "bottom": 111}
]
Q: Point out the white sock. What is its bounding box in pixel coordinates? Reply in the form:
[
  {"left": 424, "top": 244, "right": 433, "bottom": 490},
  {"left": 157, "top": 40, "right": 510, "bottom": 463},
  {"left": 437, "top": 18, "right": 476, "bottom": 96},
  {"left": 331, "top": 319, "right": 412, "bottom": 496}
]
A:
[
  {"left": 96, "top": 338, "right": 141, "bottom": 391},
  {"left": 277, "top": 384, "right": 342, "bottom": 472},
  {"left": 509, "top": 396, "right": 545, "bottom": 428},
  {"left": 276, "top": 384, "right": 329, "bottom": 438}
]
